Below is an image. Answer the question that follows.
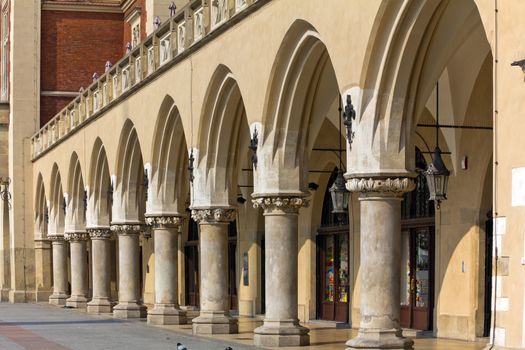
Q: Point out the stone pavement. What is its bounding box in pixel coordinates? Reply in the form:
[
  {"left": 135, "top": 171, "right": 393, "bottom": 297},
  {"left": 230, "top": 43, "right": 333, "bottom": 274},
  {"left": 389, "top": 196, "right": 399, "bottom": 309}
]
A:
[{"left": 0, "top": 303, "right": 488, "bottom": 350}]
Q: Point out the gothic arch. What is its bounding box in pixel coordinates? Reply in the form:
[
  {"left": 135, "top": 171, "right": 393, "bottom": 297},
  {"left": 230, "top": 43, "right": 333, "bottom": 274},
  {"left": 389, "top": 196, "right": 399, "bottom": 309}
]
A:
[
  {"left": 194, "top": 64, "right": 250, "bottom": 207},
  {"left": 65, "top": 152, "right": 86, "bottom": 233},
  {"left": 48, "top": 163, "right": 65, "bottom": 235},
  {"left": 147, "top": 95, "right": 189, "bottom": 215},
  {"left": 87, "top": 137, "right": 111, "bottom": 228},
  {"left": 35, "top": 173, "right": 48, "bottom": 239},
  {"left": 113, "top": 119, "right": 145, "bottom": 223},
  {"left": 257, "top": 19, "right": 340, "bottom": 195},
  {"left": 353, "top": 0, "right": 491, "bottom": 174}
]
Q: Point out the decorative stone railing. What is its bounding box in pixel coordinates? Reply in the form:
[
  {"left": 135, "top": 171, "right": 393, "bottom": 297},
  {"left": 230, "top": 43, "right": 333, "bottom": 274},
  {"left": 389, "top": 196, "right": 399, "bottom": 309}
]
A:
[{"left": 31, "top": 0, "right": 259, "bottom": 160}]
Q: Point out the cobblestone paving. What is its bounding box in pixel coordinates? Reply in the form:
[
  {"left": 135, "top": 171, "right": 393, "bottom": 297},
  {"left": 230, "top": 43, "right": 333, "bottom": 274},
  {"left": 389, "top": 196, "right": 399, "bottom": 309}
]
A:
[{"left": 0, "top": 303, "right": 487, "bottom": 350}]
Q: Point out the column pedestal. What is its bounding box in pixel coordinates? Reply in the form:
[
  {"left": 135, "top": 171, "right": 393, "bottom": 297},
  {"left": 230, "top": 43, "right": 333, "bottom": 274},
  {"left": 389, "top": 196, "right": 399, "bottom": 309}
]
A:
[
  {"left": 146, "top": 215, "right": 186, "bottom": 325},
  {"left": 87, "top": 228, "right": 113, "bottom": 314},
  {"left": 110, "top": 224, "right": 147, "bottom": 318},
  {"left": 252, "top": 196, "right": 310, "bottom": 347},
  {"left": 49, "top": 235, "right": 68, "bottom": 306},
  {"left": 346, "top": 177, "right": 415, "bottom": 350},
  {"left": 191, "top": 208, "right": 238, "bottom": 335},
  {"left": 65, "top": 232, "right": 89, "bottom": 309}
]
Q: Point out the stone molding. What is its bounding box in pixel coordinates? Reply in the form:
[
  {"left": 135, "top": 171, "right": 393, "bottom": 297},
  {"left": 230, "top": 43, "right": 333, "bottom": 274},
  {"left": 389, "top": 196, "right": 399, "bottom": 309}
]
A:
[
  {"left": 87, "top": 228, "right": 112, "bottom": 240},
  {"left": 64, "top": 232, "right": 89, "bottom": 242},
  {"left": 145, "top": 215, "right": 184, "bottom": 229},
  {"left": 252, "top": 196, "right": 309, "bottom": 214},
  {"left": 191, "top": 208, "right": 236, "bottom": 224},
  {"left": 346, "top": 177, "right": 415, "bottom": 197},
  {"left": 110, "top": 224, "right": 143, "bottom": 236}
]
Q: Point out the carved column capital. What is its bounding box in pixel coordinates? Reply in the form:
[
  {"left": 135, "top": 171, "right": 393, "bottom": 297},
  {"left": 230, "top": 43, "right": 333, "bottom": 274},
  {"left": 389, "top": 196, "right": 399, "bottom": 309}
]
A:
[
  {"left": 64, "top": 231, "right": 89, "bottom": 242},
  {"left": 110, "top": 224, "right": 143, "bottom": 236},
  {"left": 145, "top": 215, "right": 184, "bottom": 229},
  {"left": 252, "top": 195, "right": 309, "bottom": 215},
  {"left": 48, "top": 234, "right": 66, "bottom": 242},
  {"left": 346, "top": 177, "right": 416, "bottom": 198},
  {"left": 87, "top": 228, "right": 112, "bottom": 240},
  {"left": 191, "top": 208, "right": 236, "bottom": 224}
]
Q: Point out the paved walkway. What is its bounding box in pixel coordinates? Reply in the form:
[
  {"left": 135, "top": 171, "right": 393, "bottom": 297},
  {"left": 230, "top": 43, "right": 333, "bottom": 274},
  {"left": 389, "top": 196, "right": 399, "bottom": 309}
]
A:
[{"left": 0, "top": 303, "right": 487, "bottom": 350}]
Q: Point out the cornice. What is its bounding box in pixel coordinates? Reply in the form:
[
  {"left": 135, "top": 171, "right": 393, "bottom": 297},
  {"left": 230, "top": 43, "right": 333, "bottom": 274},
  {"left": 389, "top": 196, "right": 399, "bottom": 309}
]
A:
[{"left": 42, "top": 1, "right": 122, "bottom": 13}]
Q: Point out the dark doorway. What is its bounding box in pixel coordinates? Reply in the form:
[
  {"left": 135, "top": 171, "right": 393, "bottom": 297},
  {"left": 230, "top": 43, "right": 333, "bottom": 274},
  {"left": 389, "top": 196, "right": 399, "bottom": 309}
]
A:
[
  {"left": 316, "top": 168, "right": 350, "bottom": 323},
  {"left": 185, "top": 218, "right": 199, "bottom": 307},
  {"left": 400, "top": 148, "right": 435, "bottom": 331},
  {"left": 228, "top": 220, "right": 238, "bottom": 311},
  {"left": 483, "top": 214, "right": 493, "bottom": 337}
]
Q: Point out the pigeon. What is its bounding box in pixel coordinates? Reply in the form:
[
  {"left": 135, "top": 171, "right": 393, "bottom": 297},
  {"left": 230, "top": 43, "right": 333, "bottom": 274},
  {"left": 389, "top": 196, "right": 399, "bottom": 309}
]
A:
[
  {"left": 225, "top": 347, "right": 233, "bottom": 350},
  {"left": 177, "top": 343, "right": 187, "bottom": 350}
]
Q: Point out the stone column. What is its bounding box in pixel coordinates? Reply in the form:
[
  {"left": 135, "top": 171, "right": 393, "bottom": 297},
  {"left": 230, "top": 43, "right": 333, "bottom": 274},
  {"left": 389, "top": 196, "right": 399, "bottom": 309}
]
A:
[
  {"left": 145, "top": 215, "right": 186, "bottom": 325},
  {"left": 345, "top": 177, "right": 415, "bottom": 350},
  {"left": 48, "top": 235, "right": 68, "bottom": 306},
  {"left": 252, "top": 196, "right": 310, "bottom": 347},
  {"left": 87, "top": 228, "right": 113, "bottom": 314},
  {"left": 110, "top": 224, "right": 147, "bottom": 318},
  {"left": 65, "top": 232, "right": 89, "bottom": 308},
  {"left": 191, "top": 208, "right": 238, "bottom": 334}
]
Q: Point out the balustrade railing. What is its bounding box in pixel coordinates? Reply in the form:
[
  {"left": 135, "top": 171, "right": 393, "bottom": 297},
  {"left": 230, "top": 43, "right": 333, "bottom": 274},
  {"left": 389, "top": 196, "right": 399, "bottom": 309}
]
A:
[{"left": 31, "top": 0, "right": 260, "bottom": 159}]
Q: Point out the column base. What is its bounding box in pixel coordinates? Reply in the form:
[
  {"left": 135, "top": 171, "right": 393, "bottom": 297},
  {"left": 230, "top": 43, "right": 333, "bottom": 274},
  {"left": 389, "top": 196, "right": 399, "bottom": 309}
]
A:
[
  {"left": 35, "top": 290, "right": 53, "bottom": 302},
  {"left": 66, "top": 295, "right": 89, "bottom": 309},
  {"left": 113, "top": 301, "right": 147, "bottom": 319},
  {"left": 49, "top": 293, "right": 68, "bottom": 306},
  {"left": 346, "top": 329, "right": 414, "bottom": 349},
  {"left": 254, "top": 319, "right": 310, "bottom": 347},
  {"left": 1, "top": 288, "right": 10, "bottom": 301},
  {"left": 9, "top": 290, "right": 27, "bottom": 303},
  {"left": 147, "top": 304, "right": 187, "bottom": 325},
  {"left": 192, "top": 311, "right": 238, "bottom": 334},
  {"left": 87, "top": 297, "right": 113, "bottom": 314}
]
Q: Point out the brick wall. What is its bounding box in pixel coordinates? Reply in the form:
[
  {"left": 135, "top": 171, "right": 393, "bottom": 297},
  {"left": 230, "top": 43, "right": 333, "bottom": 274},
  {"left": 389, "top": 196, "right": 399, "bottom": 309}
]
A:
[{"left": 40, "top": 10, "right": 124, "bottom": 126}]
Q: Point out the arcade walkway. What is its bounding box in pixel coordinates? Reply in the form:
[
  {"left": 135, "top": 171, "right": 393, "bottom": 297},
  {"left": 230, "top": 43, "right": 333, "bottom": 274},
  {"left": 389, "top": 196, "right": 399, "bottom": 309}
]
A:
[{"left": 0, "top": 303, "right": 486, "bottom": 350}]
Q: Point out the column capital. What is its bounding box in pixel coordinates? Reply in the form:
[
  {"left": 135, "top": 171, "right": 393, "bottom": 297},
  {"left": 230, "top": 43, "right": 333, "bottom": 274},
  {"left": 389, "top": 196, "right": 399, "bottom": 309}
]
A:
[
  {"left": 87, "top": 228, "right": 112, "bottom": 240},
  {"left": 64, "top": 231, "right": 89, "bottom": 242},
  {"left": 346, "top": 177, "right": 415, "bottom": 198},
  {"left": 191, "top": 208, "right": 236, "bottom": 224},
  {"left": 47, "top": 234, "right": 65, "bottom": 242},
  {"left": 145, "top": 215, "right": 184, "bottom": 229},
  {"left": 252, "top": 195, "right": 309, "bottom": 214},
  {"left": 110, "top": 224, "right": 143, "bottom": 236}
]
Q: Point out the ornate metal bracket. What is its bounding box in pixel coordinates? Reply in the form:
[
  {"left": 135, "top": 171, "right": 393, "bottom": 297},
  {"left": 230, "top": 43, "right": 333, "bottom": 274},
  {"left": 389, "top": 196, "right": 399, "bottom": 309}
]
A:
[
  {"left": 249, "top": 126, "right": 258, "bottom": 169},
  {"left": 343, "top": 94, "right": 356, "bottom": 150},
  {"left": 0, "top": 177, "right": 11, "bottom": 209},
  {"left": 188, "top": 148, "right": 195, "bottom": 183}
]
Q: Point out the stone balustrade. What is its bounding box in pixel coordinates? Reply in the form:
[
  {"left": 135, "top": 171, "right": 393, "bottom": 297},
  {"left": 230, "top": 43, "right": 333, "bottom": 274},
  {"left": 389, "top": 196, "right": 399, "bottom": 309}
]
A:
[{"left": 31, "top": 0, "right": 259, "bottom": 160}]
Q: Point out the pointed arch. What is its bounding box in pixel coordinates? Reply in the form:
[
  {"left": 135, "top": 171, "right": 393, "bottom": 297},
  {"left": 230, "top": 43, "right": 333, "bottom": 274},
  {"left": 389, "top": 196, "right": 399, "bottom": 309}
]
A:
[
  {"left": 35, "top": 173, "right": 48, "bottom": 239},
  {"left": 353, "top": 0, "right": 491, "bottom": 174},
  {"left": 113, "top": 119, "right": 145, "bottom": 223},
  {"left": 258, "top": 19, "right": 340, "bottom": 194},
  {"left": 65, "top": 152, "right": 86, "bottom": 232},
  {"left": 195, "top": 64, "right": 250, "bottom": 207},
  {"left": 148, "top": 95, "right": 189, "bottom": 215},
  {"left": 48, "top": 163, "right": 65, "bottom": 235},
  {"left": 87, "top": 137, "right": 111, "bottom": 228}
]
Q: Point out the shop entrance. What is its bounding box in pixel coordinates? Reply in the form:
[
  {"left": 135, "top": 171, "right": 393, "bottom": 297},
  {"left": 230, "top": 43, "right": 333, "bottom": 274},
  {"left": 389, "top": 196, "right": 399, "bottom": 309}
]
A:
[
  {"left": 400, "top": 148, "right": 435, "bottom": 331},
  {"left": 316, "top": 168, "right": 350, "bottom": 323}
]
